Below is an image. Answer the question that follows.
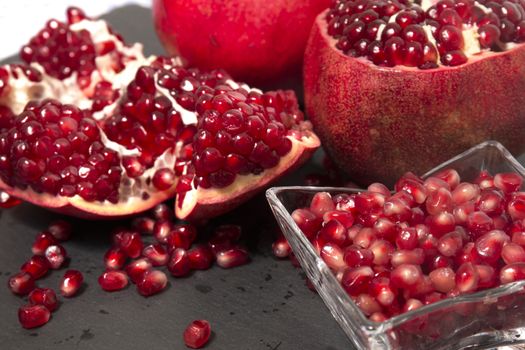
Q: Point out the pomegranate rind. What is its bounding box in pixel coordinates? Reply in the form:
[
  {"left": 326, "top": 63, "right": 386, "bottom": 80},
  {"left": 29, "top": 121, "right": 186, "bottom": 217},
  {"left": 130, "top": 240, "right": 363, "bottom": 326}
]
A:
[
  {"left": 176, "top": 132, "right": 320, "bottom": 221},
  {"left": 0, "top": 178, "right": 177, "bottom": 219},
  {"left": 304, "top": 10, "right": 525, "bottom": 186}
]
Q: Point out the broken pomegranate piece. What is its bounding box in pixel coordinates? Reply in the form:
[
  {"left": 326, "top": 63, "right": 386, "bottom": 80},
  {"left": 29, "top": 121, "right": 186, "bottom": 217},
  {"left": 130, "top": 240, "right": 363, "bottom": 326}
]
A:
[
  {"left": 0, "top": 8, "right": 319, "bottom": 220},
  {"left": 287, "top": 169, "right": 525, "bottom": 321}
]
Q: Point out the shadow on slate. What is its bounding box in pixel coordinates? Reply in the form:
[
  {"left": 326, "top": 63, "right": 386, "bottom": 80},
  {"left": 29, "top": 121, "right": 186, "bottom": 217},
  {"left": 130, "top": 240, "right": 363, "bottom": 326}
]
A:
[{"left": 0, "top": 5, "right": 351, "bottom": 350}]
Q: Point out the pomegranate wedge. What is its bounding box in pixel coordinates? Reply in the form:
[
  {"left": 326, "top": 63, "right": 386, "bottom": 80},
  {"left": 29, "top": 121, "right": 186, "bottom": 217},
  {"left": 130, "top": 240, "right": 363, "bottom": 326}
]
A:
[{"left": 0, "top": 8, "right": 319, "bottom": 219}]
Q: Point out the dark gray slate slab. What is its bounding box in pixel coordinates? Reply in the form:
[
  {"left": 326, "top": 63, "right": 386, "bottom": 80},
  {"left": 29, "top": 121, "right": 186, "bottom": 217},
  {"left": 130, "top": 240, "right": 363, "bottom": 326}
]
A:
[{"left": 0, "top": 5, "right": 351, "bottom": 350}]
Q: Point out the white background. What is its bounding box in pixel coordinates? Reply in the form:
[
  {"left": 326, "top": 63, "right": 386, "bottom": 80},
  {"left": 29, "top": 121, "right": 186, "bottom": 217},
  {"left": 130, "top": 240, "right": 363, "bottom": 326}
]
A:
[{"left": 0, "top": 0, "right": 151, "bottom": 58}]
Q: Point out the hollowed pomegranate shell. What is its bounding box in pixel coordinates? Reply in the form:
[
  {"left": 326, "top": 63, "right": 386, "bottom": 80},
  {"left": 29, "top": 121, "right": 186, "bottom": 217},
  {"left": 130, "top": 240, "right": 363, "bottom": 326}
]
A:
[{"left": 304, "top": 9, "right": 525, "bottom": 186}]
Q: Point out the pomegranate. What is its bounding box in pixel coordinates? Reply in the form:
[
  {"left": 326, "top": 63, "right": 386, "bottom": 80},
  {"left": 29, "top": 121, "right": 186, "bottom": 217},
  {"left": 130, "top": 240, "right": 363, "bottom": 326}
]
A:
[
  {"left": 0, "top": 8, "right": 319, "bottom": 220},
  {"left": 288, "top": 169, "right": 525, "bottom": 321},
  {"left": 304, "top": 0, "right": 525, "bottom": 185},
  {"left": 152, "top": 0, "right": 331, "bottom": 85},
  {"left": 18, "top": 304, "right": 51, "bottom": 329},
  {"left": 183, "top": 319, "right": 211, "bottom": 349}
]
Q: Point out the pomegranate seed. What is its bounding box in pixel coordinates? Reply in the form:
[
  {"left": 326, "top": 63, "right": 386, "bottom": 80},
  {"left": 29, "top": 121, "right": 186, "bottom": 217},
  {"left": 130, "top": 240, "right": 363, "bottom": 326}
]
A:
[
  {"left": 132, "top": 216, "right": 155, "bottom": 235},
  {"left": 455, "top": 262, "right": 479, "bottom": 293},
  {"left": 369, "top": 277, "right": 397, "bottom": 306},
  {"left": 216, "top": 247, "right": 250, "bottom": 269},
  {"left": 28, "top": 288, "right": 58, "bottom": 312},
  {"left": 451, "top": 182, "right": 479, "bottom": 205},
  {"left": 391, "top": 248, "right": 424, "bottom": 267},
  {"left": 508, "top": 197, "right": 525, "bottom": 221},
  {"left": 454, "top": 200, "right": 475, "bottom": 224},
  {"left": 500, "top": 262, "right": 525, "bottom": 284},
  {"left": 477, "top": 188, "right": 505, "bottom": 216},
  {"left": 168, "top": 248, "right": 191, "bottom": 277},
  {"left": 502, "top": 243, "right": 525, "bottom": 264},
  {"left": 183, "top": 320, "right": 211, "bottom": 349},
  {"left": 426, "top": 187, "right": 453, "bottom": 215},
  {"left": 390, "top": 264, "right": 423, "bottom": 289},
  {"left": 98, "top": 270, "right": 128, "bottom": 291},
  {"left": 344, "top": 245, "right": 374, "bottom": 267},
  {"left": 340, "top": 266, "right": 374, "bottom": 295},
  {"left": 355, "top": 191, "right": 386, "bottom": 213},
  {"left": 355, "top": 293, "right": 381, "bottom": 316},
  {"left": 153, "top": 220, "right": 174, "bottom": 244},
  {"left": 427, "top": 212, "right": 455, "bottom": 237},
  {"left": 142, "top": 244, "right": 169, "bottom": 266},
  {"left": 137, "top": 270, "right": 168, "bottom": 297},
  {"left": 474, "top": 229, "right": 509, "bottom": 264},
  {"left": 47, "top": 219, "right": 72, "bottom": 241},
  {"left": 152, "top": 203, "right": 173, "bottom": 221},
  {"left": 44, "top": 244, "right": 67, "bottom": 269},
  {"left": 318, "top": 219, "right": 348, "bottom": 246},
  {"left": 494, "top": 172, "right": 523, "bottom": 193},
  {"left": 272, "top": 237, "right": 291, "bottom": 258},
  {"left": 384, "top": 196, "right": 412, "bottom": 222},
  {"left": 395, "top": 174, "right": 427, "bottom": 203},
  {"left": 395, "top": 227, "right": 418, "bottom": 250},
  {"left": 374, "top": 217, "right": 396, "bottom": 240},
  {"left": 476, "top": 264, "right": 496, "bottom": 288},
  {"left": 188, "top": 245, "right": 215, "bottom": 270},
  {"left": 368, "top": 182, "right": 391, "bottom": 197},
  {"left": 466, "top": 211, "right": 494, "bottom": 238},
  {"left": 21, "top": 255, "right": 49, "bottom": 279},
  {"left": 8, "top": 272, "right": 35, "bottom": 295},
  {"left": 310, "top": 192, "right": 335, "bottom": 217},
  {"left": 115, "top": 231, "right": 143, "bottom": 258},
  {"left": 434, "top": 169, "right": 460, "bottom": 190},
  {"left": 424, "top": 177, "right": 450, "bottom": 193},
  {"left": 369, "top": 239, "right": 394, "bottom": 266},
  {"left": 32, "top": 231, "right": 57, "bottom": 255},
  {"left": 321, "top": 242, "right": 347, "bottom": 270},
  {"left": 18, "top": 304, "right": 51, "bottom": 329},
  {"left": 354, "top": 227, "right": 377, "bottom": 249},
  {"left": 429, "top": 267, "right": 456, "bottom": 293},
  {"left": 60, "top": 269, "right": 83, "bottom": 297},
  {"left": 104, "top": 247, "right": 127, "bottom": 270},
  {"left": 125, "top": 258, "right": 152, "bottom": 284},
  {"left": 437, "top": 231, "right": 464, "bottom": 257},
  {"left": 167, "top": 224, "right": 197, "bottom": 251},
  {"left": 323, "top": 210, "right": 355, "bottom": 228},
  {"left": 369, "top": 312, "right": 387, "bottom": 322}
]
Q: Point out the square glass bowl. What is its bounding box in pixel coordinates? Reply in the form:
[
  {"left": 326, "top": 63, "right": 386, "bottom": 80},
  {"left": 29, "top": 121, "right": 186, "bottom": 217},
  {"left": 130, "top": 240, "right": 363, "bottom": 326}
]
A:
[{"left": 266, "top": 141, "right": 525, "bottom": 350}]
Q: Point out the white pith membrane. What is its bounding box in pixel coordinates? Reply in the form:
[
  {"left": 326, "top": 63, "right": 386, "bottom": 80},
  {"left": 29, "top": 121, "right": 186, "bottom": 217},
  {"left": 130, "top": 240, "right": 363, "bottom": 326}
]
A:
[
  {"left": 327, "top": 0, "right": 524, "bottom": 68},
  {"left": 0, "top": 11, "right": 320, "bottom": 218}
]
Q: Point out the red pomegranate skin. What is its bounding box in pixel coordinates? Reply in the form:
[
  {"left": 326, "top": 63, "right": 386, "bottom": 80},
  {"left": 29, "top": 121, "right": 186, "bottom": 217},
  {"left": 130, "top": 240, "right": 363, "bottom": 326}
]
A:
[
  {"left": 304, "top": 11, "right": 525, "bottom": 186},
  {"left": 152, "top": 0, "right": 331, "bottom": 84}
]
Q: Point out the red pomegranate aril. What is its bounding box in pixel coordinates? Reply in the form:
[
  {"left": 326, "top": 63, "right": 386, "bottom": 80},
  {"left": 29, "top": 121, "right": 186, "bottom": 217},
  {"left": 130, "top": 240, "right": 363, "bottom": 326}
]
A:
[
  {"left": 477, "top": 189, "right": 504, "bottom": 216},
  {"left": 28, "top": 288, "right": 58, "bottom": 312},
  {"left": 32, "top": 231, "right": 57, "bottom": 256},
  {"left": 435, "top": 169, "right": 460, "bottom": 190},
  {"left": 98, "top": 270, "right": 128, "bottom": 291},
  {"left": 344, "top": 245, "right": 374, "bottom": 267},
  {"left": 390, "top": 264, "right": 423, "bottom": 289},
  {"left": 21, "top": 255, "right": 49, "bottom": 279},
  {"left": 60, "top": 269, "right": 83, "bottom": 297},
  {"left": 153, "top": 220, "right": 173, "bottom": 244},
  {"left": 183, "top": 320, "right": 211, "bottom": 349},
  {"left": 355, "top": 191, "right": 386, "bottom": 213},
  {"left": 474, "top": 229, "right": 510, "bottom": 264},
  {"left": 500, "top": 262, "right": 525, "bottom": 284},
  {"left": 137, "top": 270, "right": 168, "bottom": 297},
  {"left": 310, "top": 192, "right": 335, "bottom": 217},
  {"left": 374, "top": 217, "right": 396, "bottom": 240},
  {"left": 8, "top": 272, "right": 35, "bottom": 295},
  {"left": 321, "top": 242, "right": 347, "bottom": 270},
  {"left": 116, "top": 231, "right": 143, "bottom": 258},
  {"left": 151, "top": 203, "right": 173, "bottom": 221},
  {"left": 395, "top": 227, "right": 418, "bottom": 250},
  {"left": 369, "top": 239, "right": 394, "bottom": 266},
  {"left": 18, "top": 304, "right": 51, "bottom": 329},
  {"left": 168, "top": 248, "right": 191, "bottom": 277},
  {"left": 466, "top": 211, "right": 494, "bottom": 238},
  {"left": 132, "top": 216, "right": 155, "bottom": 235},
  {"left": 354, "top": 227, "right": 377, "bottom": 249},
  {"left": 391, "top": 248, "right": 424, "bottom": 267},
  {"left": 429, "top": 267, "right": 456, "bottom": 293},
  {"left": 502, "top": 242, "right": 525, "bottom": 264},
  {"left": 368, "top": 182, "right": 391, "bottom": 197},
  {"left": 216, "top": 247, "right": 250, "bottom": 269},
  {"left": 104, "top": 248, "right": 127, "bottom": 270},
  {"left": 355, "top": 293, "right": 381, "bottom": 316},
  {"left": 437, "top": 230, "right": 464, "bottom": 257},
  {"left": 142, "top": 244, "right": 169, "bottom": 266},
  {"left": 318, "top": 219, "right": 348, "bottom": 247},
  {"left": 455, "top": 262, "right": 479, "bottom": 293},
  {"left": 47, "top": 220, "right": 72, "bottom": 241},
  {"left": 167, "top": 224, "right": 197, "bottom": 251},
  {"left": 369, "top": 277, "right": 397, "bottom": 306},
  {"left": 427, "top": 212, "right": 455, "bottom": 237},
  {"left": 188, "top": 245, "right": 215, "bottom": 270},
  {"left": 292, "top": 208, "right": 322, "bottom": 238},
  {"left": 272, "top": 237, "right": 292, "bottom": 258},
  {"left": 508, "top": 197, "right": 525, "bottom": 220},
  {"left": 384, "top": 196, "right": 412, "bottom": 222},
  {"left": 125, "top": 258, "right": 152, "bottom": 284},
  {"left": 44, "top": 244, "right": 67, "bottom": 269},
  {"left": 341, "top": 266, "right": 374, "bottom": 295},
  {"left": 475, "top": 264, "right": 496, "bottom": 289},
  {"left": 152, "top": 168, "right": 175, "bottom": 190}
]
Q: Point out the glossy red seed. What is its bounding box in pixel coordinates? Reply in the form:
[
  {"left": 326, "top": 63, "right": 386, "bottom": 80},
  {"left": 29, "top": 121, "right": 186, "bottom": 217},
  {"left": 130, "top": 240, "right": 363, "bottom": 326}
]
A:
[
  {"left": 272, "top": 237, "right": 292, "bottom": 258},
  {"left": 98, "top": 270, "right": 128, "bottom": 291},
  {"left": 318, "top": 219, "right": 348, "bottom": 247},
  {"left": 344, "top": 245, "right": 374, "bottom": 267},
  {"left": 291, "top": 208, "right": 322, "bottom": 238},
  {"left": 310, "top": 192, "right": 335, "bottom": 217},
  {"left": 142, "top": 244, "right": 169, "bottom": 266},
  {"left": 137, "top": 270, "right": 168, "bottom": 297},
  {"left": 391, "top": 248, "right": 424, "bottom": 267},
  {"left": 500, "top": 262, "right": 525, "bottom": 284},
  {"left": 167, "top": 224, "right": 197, "bottom": 251},
  {"left": 429, "top": 267, "right": 456, "bottom": 293},
  {"left": 188, "top": 245, "right": 215, "bottom": 270},
  {"left": 426, "top": 187, "right": 453, "bottom": 215},
  {"left": 153, "top": 220, "right": 173, "bottom": 244},
  {"left": 474, "top": 229, "right": 509, "bottom": 264},
  {"left": 216, "top": 247, "right": 250, "bottom": 269},
  {"left": 18, "top": 304, "right": 51, "bottom": 329},
  {"left": 466, "top": 211, "right": 494, "bottom": 238},
  {"left": 476, "top": 264, "right": 497, "bottom": 289},
  {"left": 125, "top": 258, "right": 152, "bottom": 284},
  {"left": 321, "top": 242, "right": 347, "bottom": 270},
  {"left": 494, "top": 172, "right": 523, "bottom": 193},
  {"left": 369, "top": 277, "right": 397, "bottom": 306},
  {"left": 355, "top": 293, "right": 382, "bottom": 316},
  {"left": 21, "top": 255, "right": 49, "bottom": 279},
  {"left": 8, "top": 272, "right": 35, "bottom": 295},
  {"left": 131, "top": 216, "right": 155, "bottom": 235},
  {"left": 116, "top": 231, "right": 143, "bottom": 258},
  {"left": 60, "top": 269, "right": 83, "bottom": 297},
  {"left": 502, "top": 243, "right": 525, "bottom": 264},
  {"left": 168, "top": 248, "right": 191, "bottom": 277},
  {"left": 456, "top": 262, "right": 479, "bottom": 293},
  {"left": 369, "top": 239, "right": 394, "bottom": 266},
  {"left": 32, "top": 231, "right": 57, "bottom": 256},
  {"left": 434, "top": 169, "right": 460, "bottom": 190},
  {"left": 47, "top": 220, "right": 72, "bottom": 241},
  {"left": 104, "top": 248, "right": 127, "bottom": 270},
  {"left": 183, "top": 320, "right": 211, "bottom": 349},
  {"left": 390, "top": 264, "right": 423, "bottom": 289},
  {"left": 28, "top": 288, "right": 58, "bottom": 312},
  {"left": 44, "top": 244, "right": 67, "bottom": 269},
  {"left": 340, "top": 266, "right": 374, "bottom": 295},
  {"left": 437, "top": 231, "right": 464, "bottom": 257}
]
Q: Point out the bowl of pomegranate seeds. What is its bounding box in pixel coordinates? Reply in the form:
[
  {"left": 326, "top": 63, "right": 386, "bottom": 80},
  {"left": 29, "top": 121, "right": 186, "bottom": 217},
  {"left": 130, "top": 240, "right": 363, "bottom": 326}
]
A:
[{"left": 266, "top": 140, "right": 525, "bottom": 349}]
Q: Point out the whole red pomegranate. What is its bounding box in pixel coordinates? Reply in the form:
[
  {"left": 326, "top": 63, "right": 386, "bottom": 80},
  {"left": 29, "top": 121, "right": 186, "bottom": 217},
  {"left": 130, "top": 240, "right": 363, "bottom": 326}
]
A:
[
  {"left": 152, "top": 0, "right": 331, "bottom": 84},
  {"left": 0, "top": 8, "right": 319, "bottom": 220},
  {"left": 304, "top": 0, "right": 525, "bottom": 186}
]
